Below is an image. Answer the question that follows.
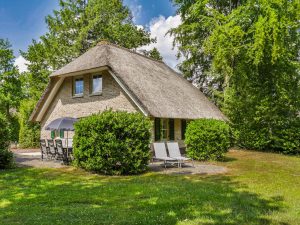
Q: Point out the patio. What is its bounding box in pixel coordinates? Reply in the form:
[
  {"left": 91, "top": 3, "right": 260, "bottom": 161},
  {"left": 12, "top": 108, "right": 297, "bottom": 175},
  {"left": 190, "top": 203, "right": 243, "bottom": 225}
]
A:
[
  {"left": 12, "top": 149, "right": 227, "bottom": 175},
  {"left": 12, "top": 149, "right": 67, "bottom": 169}
]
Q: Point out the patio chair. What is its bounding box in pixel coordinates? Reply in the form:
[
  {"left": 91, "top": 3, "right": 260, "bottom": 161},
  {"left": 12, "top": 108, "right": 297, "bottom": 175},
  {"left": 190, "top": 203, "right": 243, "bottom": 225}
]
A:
[
  {"left": 55, "top": 139, "right": 65, "bottom": 161},
  {"left": 167, "top": 142, "right": 194, "bottom": 168},
  {"left": 47, "top": 139, "right": 56, "bottom": 160},
  {"left": 152, "top": 142, "right": 178, "bottom": 168},
  {"left": 40, "top": 139, "right": 49, "bottom": 160}
]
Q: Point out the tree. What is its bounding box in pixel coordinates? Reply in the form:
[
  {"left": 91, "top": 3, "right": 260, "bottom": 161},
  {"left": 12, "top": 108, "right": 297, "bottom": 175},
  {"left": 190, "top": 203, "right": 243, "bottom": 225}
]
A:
[
  {"left": 140, "top": 47, "right": 163, "bottom": 60},
  {"left": 0, "top": 39, "right": 22, "bottom": 142},
  {"left": 172, "top": 0, "right": 300, "bottom": 153},
  {"left": 0, "top": 39, "right": 22, "bottom": 114},
  {"left": 23, "top": 0, "right": 154, "bottom": 100},
  {"left": 170, "top": 0, "right": 247, "bottom": 105}
]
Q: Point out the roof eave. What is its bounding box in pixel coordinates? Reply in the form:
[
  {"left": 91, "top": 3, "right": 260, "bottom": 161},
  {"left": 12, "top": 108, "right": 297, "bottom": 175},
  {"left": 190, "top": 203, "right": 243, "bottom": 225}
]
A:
[{"left": 50, "top": 65, "right": 109, "bottom": 78}]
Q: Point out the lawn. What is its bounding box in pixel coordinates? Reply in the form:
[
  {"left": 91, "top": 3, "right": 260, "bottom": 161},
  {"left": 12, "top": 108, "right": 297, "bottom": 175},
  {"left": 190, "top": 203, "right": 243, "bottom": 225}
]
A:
[{"left": 0, "top": 150, "right": 300, "bottom": 225}]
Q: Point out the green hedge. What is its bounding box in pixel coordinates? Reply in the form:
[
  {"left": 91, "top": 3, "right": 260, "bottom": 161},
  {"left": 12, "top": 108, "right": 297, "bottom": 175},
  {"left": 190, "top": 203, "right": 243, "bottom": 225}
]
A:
[
  {"left": 18, "top": 100, "right": 40, "bottom": 148},
  {"left": 270, "top": 120, "right": 300, "bottom": 154},
  {"left": 234, "top": 119, "right": 300, "bottom": 154},
  {"left": 185, "top": 119, "right": 231, "bottom": 160},
  {"left": 0, "top": 113, "right": 9, "bottom": 150},
  {"left": 73, "top": 110, "right": 152, "bottom": 175},
  {"left": 0, "top": 113, "right": 14, "bottom": 169}
]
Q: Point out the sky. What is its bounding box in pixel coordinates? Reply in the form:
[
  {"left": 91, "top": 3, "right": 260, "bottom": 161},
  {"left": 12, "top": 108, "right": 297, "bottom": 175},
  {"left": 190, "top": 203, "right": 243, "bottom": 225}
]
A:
[{"left": 0, "top": 0, "right": 181, "bottom": 71}]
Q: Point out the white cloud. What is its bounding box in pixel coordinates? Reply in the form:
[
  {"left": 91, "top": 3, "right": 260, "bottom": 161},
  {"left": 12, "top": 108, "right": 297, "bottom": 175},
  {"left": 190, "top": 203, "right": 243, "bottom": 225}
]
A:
[
  {"left": 136, "top": 24, "right": 144, "bottom": 30},
  {"left": 128, "top": 1, "right": 142, "bottom": 23},
  {"left": 14, "top": 55, "right": 29, "bottom": 73},
  {"left": 139, "top": 15, "right": 182, "bottom": 70}
]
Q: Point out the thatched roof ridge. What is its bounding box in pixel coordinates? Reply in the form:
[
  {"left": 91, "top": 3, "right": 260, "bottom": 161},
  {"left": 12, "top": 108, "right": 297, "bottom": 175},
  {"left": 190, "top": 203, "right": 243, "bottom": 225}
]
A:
[{"left": 32, "top": 42, "right": 226, "bottom": 121}]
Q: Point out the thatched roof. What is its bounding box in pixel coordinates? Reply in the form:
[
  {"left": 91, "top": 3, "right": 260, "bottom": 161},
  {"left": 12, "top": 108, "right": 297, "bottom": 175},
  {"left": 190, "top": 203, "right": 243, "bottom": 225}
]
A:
[{"left": 31, "top": 42, "right": 226, "bottom": 121}]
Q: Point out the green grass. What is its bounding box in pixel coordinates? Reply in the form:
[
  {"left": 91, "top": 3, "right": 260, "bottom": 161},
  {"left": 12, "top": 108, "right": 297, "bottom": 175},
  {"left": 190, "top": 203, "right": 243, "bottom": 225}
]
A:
[{"left": 0, "top": 150, "right": 300, "bottom": 225}]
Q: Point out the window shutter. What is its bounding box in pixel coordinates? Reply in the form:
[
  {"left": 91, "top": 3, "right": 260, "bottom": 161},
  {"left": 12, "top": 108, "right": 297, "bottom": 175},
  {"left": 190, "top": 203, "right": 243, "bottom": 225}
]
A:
[
  {"left": 181, "top": 120, "right": 187, "bottom": 140},
  {"left": 60, "top": 130, "right": 64, "bottom": 138},
  {"left": 169, "top": 119, "right": 175, "bottom": 141},
  {"left": 154, "top": 118, "right": 161, "bottom": 141},
  {"left": 51, "top": 131, "right": 55, "bottom": 139}
]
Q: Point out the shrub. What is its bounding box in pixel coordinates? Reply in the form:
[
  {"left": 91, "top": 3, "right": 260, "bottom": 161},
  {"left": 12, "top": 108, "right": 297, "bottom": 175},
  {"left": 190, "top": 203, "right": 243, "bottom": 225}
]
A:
[
  {"left": 271, "top": 120, "right": 300, "bottom": 155},
  {"left": 0, "top": 149, "right": 14, "bottom": 169},
  {"left": 234, "top": 118, "right": 300, "bottom": 154},
  {"left": 73, "top": 110, "right": 152, "bottom": 175},
  {"left": 0, "top": 113, "right": 14, "bottom": 169},
  {"left": 0, "top": 113, "right": 9, "bottom": 149},
  {"left": 8, "top": 114, "right": 20, "bottom": 143},
  {"left": 185, "top": 119, "right": 231, "bottom": 160},
  {"left": 18, "top": 100, "right": 40, "bottom": 148}
]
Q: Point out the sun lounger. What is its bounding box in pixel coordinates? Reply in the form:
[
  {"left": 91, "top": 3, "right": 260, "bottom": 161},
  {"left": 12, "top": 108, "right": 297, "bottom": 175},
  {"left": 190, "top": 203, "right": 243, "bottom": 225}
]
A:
[
  {"left": 153, "top": 142, "right": 178, "bottom": 168},
  {"left": 167, "top": 142, "right": 194, "bottom": 168}
]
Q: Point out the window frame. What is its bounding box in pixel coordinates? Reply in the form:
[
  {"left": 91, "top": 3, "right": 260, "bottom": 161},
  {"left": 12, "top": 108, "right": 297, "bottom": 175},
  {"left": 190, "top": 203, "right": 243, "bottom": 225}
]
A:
[
  {"left": 90, "top": 74, "right": 103, "bottom": 96},
  {"left": 181, "top": 119, "right": 187, "bottom": 140},
  {"left": 50, "top": 130, "right": 63, "bottom": 139},
  {"left": 160, "top": 118, "right": 169, "bottom": 141},
  {"left": 73, "top": 76, "right": 84, "bottom": 97},
  {"left": 154, "top": 118, "right": 176, "bottom": 141}
]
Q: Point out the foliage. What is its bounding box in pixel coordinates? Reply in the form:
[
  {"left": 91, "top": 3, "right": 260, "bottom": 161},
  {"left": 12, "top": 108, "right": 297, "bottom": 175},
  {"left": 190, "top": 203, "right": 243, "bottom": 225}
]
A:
[
  {"left": 7, "top": 115, "right": 20, "bottom": 143},
  {"left": 1, "top": 150, "right": 300, "bottom": 224},
  {"left": 73, "top": 110, "right": 152, "bottom": 175},
  {"left": 22, "top": 0, "right": 154, "bottom": 100},
  {"left": 141, "top": 47, "right": 163, "bottom": 60},
  {"left": 0, "top": 39, "right": 22, "bottom": 113},
  {"left": 172, "top": 0, "right": 300, "bottom": 153},
  {"left": 0, "top": 112, "right": 9, "bottom": 149},
  {"left": 185, "top": 119, "right": 231, "bottom": 160},
  {"left": 271, "top": 120, "right": 300, "bottom": 155},
  {"left": 0, "top": 112, "right": 14, "bottom": 169},
  {"left": 0, "top": 149, "right": 14, "bottom": 169},
  {"left": 170, "top": 0, "right": 245, "bottom": 105},
  {"left": 18, "top": 100, "right": 40, "bottom": 148},
  {"left": 0, "top": 39, "right": 22, "bottom": 142}
]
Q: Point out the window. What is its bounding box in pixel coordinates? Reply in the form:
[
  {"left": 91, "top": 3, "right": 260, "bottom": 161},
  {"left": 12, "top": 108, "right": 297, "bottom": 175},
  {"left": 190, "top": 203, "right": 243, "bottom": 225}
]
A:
[
  {"left": 154, "top": 118, "right": 175, "bottom": 141},
  {"left": 91, "top": 74, "right": 102, "bottom": 94},
  {"left": 160, "top": 119, "right": 168, "bottom": 140},
  {"left": 73, "top": 77, "right": 84, "bottom": 96},
  {"left": 181, "top": 120, "right": 187, "bottom": 140},
  {"left": 50, "top": 130, "right": 64, "bottom": 139}
]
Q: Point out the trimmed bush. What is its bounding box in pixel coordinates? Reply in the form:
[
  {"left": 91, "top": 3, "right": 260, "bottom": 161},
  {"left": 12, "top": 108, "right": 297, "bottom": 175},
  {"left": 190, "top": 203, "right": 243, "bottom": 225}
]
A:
[
  {"left": 0, "top": 113, "right": 14, "bottom": 169},
  {"left": 185, "top": 119, "right": 231, "bottom": 160},
  {"left": 73, "top": 110, "right": 152, "bottom": 175}
]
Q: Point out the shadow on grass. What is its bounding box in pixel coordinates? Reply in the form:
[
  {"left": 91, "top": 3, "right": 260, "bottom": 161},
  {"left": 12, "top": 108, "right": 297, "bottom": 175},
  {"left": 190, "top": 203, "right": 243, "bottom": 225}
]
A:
[
  {"left": 0, "top": 168, "right": 285, "bottom": 225},
  {"left": 220, "top": 156, "right": 237, "bottom": 162}
]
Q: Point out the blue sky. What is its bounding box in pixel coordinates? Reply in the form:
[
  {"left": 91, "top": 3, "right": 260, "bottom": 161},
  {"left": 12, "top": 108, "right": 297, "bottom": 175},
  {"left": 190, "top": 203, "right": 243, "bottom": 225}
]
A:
[{"left": 0, "top": 0, "right": 176, "bottom": 56}]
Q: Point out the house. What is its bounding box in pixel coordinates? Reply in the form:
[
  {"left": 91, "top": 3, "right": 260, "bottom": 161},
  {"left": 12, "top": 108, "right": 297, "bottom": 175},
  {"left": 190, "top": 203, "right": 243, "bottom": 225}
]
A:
[{"left": 30, "top": 42, "right": 226, "bottom": 146}]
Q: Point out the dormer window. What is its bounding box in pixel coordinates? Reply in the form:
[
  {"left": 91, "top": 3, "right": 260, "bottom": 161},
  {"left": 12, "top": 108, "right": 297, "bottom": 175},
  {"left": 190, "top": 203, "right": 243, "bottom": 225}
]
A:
[
  {"left": 90, "top": 74, "right": 102, "bottom": 95},
  {"left": 73, "top": 77, "right": 84, "bottom": 97}
]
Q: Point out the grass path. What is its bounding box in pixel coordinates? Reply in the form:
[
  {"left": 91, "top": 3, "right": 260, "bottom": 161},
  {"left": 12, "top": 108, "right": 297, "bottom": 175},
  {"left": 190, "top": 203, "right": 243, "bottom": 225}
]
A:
[{"left": 0, "top": 150, "right": 299, "bottom": 224}]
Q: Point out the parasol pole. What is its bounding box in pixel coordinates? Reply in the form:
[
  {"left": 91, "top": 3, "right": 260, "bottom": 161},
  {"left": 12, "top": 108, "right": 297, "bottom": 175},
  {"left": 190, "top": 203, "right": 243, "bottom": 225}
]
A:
[{"left": 66, "top": 130, "right": 69, "bottom": 162}]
